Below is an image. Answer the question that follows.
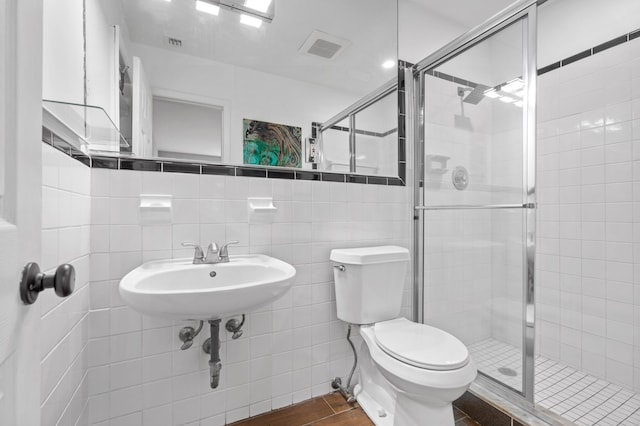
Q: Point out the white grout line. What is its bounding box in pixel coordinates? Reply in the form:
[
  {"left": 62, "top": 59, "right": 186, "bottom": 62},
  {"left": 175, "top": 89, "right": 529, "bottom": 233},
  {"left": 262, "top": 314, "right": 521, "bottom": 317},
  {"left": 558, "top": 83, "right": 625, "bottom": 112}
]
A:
[{"left": 467, "top": 338, "right": 640, "bottom": 426}]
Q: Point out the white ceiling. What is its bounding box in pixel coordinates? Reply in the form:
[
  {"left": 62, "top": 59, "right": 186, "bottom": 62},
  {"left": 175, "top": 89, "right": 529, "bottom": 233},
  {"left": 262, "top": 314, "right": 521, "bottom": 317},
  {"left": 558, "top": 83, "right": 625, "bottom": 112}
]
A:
[
  {"left": 121, "top": 0, "right": 397, "bottom": 97},
  {"left": 409, "top": 0, "right": 517, "bottom": 29},
  {"left": 119, "top": 0, "right": 517, "bottom": 96}
]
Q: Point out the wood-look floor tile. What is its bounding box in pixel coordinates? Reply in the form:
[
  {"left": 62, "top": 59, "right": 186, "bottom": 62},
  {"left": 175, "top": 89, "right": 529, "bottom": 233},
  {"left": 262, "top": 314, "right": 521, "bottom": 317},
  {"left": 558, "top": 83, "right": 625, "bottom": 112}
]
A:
[
  {"left": 454, "top": 407, "right": 467, "bottom": 420},
  {"left": 455, "top": 417, "right": 481, "bottom": 426},
  {"left": 323, "top": 392, "right": 357, "bottom": 414},
  {"left": 306, "top": 408, "right": 374, "bottom": 426},
  {"left": 229, "top": 397, "right": 334, "bottom": 426}
]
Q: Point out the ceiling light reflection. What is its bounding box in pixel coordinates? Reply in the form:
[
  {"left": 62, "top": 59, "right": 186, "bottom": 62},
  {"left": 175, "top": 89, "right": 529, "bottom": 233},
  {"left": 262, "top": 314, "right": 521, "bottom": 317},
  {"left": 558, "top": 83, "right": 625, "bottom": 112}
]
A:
[
  {"left": 484, "top": 89, "right": 500, "bottom": 99},
  {"left": 501, "top": 78, "right": 524, "bottom": 93},
  {"left": 240, "top": 14, "right": 262, "bottom": 27},
  {"left": 196, "top": 0, "right": 220, "bottom": 15},
  {"left": 245, "top": 0, "right": 271, "bottom": 13}
]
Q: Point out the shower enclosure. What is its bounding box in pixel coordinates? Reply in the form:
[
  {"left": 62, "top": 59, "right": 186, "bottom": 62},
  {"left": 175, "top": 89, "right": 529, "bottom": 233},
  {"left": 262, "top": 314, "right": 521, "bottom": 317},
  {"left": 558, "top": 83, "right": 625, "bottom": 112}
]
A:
[
  {"left": 414, "top": 0, "right": 537, "bottom": 399},
  {"left": 413, "top": 0, "right": 640, "bottom": 424}
]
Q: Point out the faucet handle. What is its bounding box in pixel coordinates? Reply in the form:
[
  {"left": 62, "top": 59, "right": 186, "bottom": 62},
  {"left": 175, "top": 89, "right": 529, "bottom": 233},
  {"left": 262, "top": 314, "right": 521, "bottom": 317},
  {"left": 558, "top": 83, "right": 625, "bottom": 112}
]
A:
[
  {"left": 181, "top": 241, "right": 202, "bottom": 249},
  {"left": 219, "top": 240, "right": 239, "bottom": 257},
  {"left": 181, "top": 242, "right": 204, "bottom": 261}
]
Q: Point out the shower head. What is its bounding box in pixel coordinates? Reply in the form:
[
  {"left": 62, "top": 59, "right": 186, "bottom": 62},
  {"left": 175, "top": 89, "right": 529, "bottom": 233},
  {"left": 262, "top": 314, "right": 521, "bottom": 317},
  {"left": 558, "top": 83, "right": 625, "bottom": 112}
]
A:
[
  {"left": 457, "top": 84, "right": 490, "bottom": 105},
  {"left": 455, "top": 87, "right": 473, "bottom": 130}
]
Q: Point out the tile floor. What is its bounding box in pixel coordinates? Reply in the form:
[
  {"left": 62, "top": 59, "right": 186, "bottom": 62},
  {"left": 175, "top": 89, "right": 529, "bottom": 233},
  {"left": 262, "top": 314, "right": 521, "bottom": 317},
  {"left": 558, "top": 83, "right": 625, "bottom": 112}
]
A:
[
  {"left": 228, "top": 392, "right": 480, "bottom": 426},
  {"left": 469, "top": 339, "right": 640, "bottom": 425}
]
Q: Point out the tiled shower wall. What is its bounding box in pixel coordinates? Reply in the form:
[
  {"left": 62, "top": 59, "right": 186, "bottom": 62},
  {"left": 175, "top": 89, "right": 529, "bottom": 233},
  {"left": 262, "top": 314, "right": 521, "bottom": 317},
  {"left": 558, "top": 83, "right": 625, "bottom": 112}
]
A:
[
  {"left": 422, "top": 71, "right": 523, "bottom": 350},
  {"left": 40, "top": 144, "right": 92, "bottom": 425},
  {"left": 536, "top": 36, "right": 640, "bottom": 392},
  {"left": 86, "top": 168, "right": 411, "bottom": 426},
  {"left": 422, "top": 73, "right": 494, "bottom": 346}
]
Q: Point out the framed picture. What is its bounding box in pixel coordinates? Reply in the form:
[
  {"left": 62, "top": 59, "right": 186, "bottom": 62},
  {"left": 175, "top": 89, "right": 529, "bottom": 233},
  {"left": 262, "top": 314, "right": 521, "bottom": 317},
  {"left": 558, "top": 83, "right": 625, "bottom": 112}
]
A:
[{"left": 243, "top": 119, "right": 302, "bottom": 168}]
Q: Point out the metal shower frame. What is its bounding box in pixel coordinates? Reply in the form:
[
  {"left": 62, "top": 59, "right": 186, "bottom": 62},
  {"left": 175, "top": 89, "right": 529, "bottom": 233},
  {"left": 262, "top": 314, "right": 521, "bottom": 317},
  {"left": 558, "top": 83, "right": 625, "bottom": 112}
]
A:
[{"left": 411, "top": 0, "right": 538, "bottom": 403}]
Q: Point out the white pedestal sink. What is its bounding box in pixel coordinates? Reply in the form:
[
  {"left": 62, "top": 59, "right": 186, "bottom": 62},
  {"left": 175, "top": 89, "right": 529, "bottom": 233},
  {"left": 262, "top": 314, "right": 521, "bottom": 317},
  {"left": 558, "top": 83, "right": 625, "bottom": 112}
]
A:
[{"left": 119, "top": 255, "right": 296, "bottom": 320}]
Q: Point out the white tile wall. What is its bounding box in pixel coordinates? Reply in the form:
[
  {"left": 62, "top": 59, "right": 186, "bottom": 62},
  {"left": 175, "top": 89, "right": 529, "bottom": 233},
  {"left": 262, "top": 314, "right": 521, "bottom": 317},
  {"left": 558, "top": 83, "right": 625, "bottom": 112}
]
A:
[
  {"left": 422, "top": 71, "right": 524, "bottom": 355},
  {"left": 86, "top": 169, "right": 411, "bottom": 425},
  {"left": 536, "top": 36, "right": 640, "bottom": 392},
  {"left": 40, "top": 144, "right": 92, "bottom": 426}
]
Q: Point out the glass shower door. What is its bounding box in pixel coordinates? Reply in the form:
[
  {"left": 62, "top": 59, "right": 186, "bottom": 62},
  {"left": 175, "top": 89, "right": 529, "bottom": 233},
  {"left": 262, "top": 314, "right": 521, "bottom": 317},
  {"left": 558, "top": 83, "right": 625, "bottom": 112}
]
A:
[{"left": 416, "top": 6, "right": 536, "bottom": 399}]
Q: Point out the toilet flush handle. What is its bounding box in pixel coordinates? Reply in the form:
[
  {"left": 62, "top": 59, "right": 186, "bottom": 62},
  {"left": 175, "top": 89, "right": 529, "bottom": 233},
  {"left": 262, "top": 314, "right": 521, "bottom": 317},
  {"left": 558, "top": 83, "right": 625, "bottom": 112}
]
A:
[{"left": 333, "top": 264, "right": 346, "bottom": 272}]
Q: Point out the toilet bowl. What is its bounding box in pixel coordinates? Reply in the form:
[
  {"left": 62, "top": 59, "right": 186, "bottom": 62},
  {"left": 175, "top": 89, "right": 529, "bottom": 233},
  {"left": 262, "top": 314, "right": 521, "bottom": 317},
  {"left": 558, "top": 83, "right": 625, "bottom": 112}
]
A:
[
  {"left": 330, "top": 246, "right": 477, "bottom": 426},
  {"left": 356, "top": 318, "right": 477, "bottom": 426}
]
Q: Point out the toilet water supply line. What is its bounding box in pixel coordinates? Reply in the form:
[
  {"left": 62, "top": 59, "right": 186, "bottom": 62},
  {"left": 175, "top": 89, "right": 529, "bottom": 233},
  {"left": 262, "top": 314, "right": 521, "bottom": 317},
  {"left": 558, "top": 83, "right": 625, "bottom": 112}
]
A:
[{"left": 331, "top": 323, "right": 358, "bottom": 404}]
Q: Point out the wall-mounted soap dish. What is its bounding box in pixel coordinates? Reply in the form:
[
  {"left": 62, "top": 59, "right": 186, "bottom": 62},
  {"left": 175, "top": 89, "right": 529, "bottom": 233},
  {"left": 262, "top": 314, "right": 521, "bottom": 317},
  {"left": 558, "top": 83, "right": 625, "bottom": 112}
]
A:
[
  {"left": 425, "top": 154, "right": 450, "bottom": 174},
  {"left": 248, "top": 197, "right": 277, "bottom": 223}
]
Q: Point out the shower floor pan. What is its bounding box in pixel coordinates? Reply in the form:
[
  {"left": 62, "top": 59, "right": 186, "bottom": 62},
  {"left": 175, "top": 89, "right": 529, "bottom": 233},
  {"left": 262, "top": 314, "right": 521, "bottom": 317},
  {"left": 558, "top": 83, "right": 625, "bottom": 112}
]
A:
[{"left": 468, "top": 338, "right": 640, "bottom": 425}]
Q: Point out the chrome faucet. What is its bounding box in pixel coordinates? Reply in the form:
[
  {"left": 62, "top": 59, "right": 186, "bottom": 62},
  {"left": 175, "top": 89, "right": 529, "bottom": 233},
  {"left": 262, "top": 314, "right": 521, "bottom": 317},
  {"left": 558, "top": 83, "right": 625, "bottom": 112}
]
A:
[
  {"left": 181, "top": 241, "right": 239, "bottom": 264},
  {"left": 217, "top": 240, "right": 239, "bottom": 263}
]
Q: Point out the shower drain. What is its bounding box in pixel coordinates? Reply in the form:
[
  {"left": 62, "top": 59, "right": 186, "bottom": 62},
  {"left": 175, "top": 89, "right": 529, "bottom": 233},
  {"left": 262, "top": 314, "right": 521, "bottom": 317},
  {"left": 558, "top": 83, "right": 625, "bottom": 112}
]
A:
[{"left": 498, "top": 367, "right": 518, "bottom": 377}]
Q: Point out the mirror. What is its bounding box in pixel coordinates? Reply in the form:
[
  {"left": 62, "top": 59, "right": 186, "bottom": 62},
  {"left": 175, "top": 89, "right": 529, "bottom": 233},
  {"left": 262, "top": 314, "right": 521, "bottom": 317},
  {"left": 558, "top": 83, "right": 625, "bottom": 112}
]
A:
[{"left": 42, "top": 0, "right": 398, "bottom": 175}]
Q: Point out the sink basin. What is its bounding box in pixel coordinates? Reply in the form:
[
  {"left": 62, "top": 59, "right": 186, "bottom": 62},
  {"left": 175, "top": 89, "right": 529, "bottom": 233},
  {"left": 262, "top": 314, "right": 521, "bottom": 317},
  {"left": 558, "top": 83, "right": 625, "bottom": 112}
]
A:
[{"left": 119, "top": 255, "right": 296, "bottom": 320}]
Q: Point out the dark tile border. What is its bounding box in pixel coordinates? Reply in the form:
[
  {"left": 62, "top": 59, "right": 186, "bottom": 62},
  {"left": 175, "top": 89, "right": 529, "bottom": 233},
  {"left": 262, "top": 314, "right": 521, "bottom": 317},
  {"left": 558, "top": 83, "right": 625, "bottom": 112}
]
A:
[
  {"left": 538, "top": 28, "right": 639, "bottom": 75},
  {"left": 42, "top": 127, "right": 53, "bottom": 144},
  {"left": 266, "top": 169, "right": 295, "bottom": 180},
  {"left": 119, "top": 158, "right": 161, "bottom": 172},
  {"left": 295, "top": 170, "right": 321, "bottom": 181},
  {"left": 321, "top": 172, "right": 345, "bottom": 183},
  {"left": 202, "top": 164, "right": 236, "bottom": 176},
  {"left": 368, "top": 176, "right": 388, "bottom": 185},
  {"left": 347, "top": 175, "right": 367, "bottom": 184},
  {"left": 42, "top": 128, "right": 403, "bottom": 187},
  {"left": 537, "top": 61, "right": 560, "bottom": 76},
  {"left": 236, "top": 167, "right": 267, "bottom": 178},
  {"left": 398, "top": 138, "right": 406, "bottom": 163},
  {"left": 91, "top": 156, "right": 118, "bottom": 170},
  {"left": 593, "top": 34, "right": 627, "bottom": 54},
  {"left": 70, "top": 152, "right": 91, "bottom": 167},
  {"left": 397, "top": 62, "right": 408, "bottom": 183},
  {"left": 424, "top": 28, "right": 640, "bottom": 87},
  {"left": 561, "top": 48, "right": 591, "bottom": 67},
  {"left": 162, "top": 162, "right": 201, "bottom": 174}
]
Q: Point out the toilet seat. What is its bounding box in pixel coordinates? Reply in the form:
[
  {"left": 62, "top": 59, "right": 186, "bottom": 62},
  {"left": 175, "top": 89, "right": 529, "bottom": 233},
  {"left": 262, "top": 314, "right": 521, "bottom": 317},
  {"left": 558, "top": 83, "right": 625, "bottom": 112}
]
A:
[{"left": 373, "top": 318, "right": 470, "bottom": 371}]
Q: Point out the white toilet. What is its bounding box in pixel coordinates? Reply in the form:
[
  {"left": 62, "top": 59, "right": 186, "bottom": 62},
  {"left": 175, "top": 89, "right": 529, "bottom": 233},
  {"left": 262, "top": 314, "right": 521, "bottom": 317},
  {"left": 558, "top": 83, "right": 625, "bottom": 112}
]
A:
[{"left": 330, "top": 246, "right": 477, "bottom": 426}]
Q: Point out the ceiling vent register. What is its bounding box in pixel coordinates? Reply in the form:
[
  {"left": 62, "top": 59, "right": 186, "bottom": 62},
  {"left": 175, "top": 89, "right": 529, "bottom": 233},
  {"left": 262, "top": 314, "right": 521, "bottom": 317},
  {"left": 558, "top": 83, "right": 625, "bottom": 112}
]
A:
[{"left": 299, "top": 30, "right": 350, "bottom": 60}]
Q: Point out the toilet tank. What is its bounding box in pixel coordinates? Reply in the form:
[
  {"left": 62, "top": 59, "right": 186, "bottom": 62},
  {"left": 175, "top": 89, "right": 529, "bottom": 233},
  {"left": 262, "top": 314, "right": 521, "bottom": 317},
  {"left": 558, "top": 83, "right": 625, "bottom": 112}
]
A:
[{"left": 330, "top": 246, "right": 409, "bottom": 325}]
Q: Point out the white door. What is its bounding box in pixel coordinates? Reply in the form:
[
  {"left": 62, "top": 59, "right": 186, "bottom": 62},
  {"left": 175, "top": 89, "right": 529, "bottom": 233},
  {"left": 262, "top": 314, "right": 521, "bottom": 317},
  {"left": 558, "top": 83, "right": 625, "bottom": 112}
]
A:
[
  {"left": 0, "top": 0, "right": 44, "bottom": 424},
  {"left": 132, "top": 56, "right": 153, "bottom": 157}
]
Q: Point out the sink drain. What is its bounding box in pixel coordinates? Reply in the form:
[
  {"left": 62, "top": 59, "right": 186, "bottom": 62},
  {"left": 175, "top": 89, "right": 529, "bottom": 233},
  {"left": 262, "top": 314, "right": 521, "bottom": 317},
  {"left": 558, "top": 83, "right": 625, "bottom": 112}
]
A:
[{"left": 498, "top": 367, "right": 517, "bottom": 377}]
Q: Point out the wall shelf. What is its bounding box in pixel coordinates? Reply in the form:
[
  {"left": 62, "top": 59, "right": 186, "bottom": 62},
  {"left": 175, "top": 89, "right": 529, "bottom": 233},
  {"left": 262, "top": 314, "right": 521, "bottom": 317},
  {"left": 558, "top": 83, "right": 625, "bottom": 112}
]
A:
[{"left": 42, "top": 99, "right": 129, "bottom": 155}]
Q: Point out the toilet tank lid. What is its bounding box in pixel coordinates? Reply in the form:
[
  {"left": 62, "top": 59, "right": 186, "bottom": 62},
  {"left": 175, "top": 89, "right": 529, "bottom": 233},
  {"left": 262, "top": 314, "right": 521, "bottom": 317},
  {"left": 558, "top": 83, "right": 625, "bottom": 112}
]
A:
[{"left": 330, "top": 246, "right": 409, "bottom": 265}]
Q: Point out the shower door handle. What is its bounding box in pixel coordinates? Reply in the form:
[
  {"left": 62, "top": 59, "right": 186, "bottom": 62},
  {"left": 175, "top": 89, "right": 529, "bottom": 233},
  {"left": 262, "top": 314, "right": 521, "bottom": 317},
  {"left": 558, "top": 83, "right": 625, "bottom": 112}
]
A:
[{"left": 414, "top": 203, "right": 535, "bottom": 210}]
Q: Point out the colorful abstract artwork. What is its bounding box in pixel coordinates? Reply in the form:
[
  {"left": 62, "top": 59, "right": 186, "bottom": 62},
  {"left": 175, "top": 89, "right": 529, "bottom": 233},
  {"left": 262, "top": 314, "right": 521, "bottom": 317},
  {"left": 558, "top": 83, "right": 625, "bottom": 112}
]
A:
[{"left": 243, "top": 119, "right": 302, "bottom": 168}]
